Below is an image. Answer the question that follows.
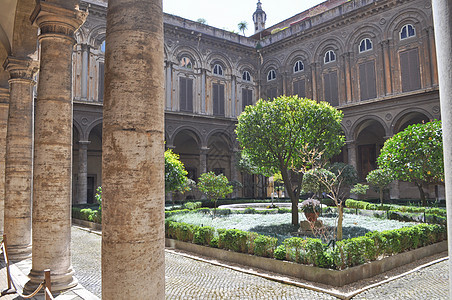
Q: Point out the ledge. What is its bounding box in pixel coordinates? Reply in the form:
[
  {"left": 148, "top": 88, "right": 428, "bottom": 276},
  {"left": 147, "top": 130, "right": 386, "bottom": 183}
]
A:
[
  {"left": 165, "top": 238, "right": 447, "bottom": 287},
  {"left": 72, "top": 219, "right": 102, "bottom": 231}
]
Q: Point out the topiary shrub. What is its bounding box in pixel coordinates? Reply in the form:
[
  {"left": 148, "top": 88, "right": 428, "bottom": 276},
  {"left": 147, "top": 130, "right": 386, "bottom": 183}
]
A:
[
  {"left": 274, "top": 245, "right": 286, "bottom": 260},
  {"left": 253, "top": 235, "right": 277, "bottom": 257},
  {"left": 193, "top": 226, "right": 215, "bottom": 246}
]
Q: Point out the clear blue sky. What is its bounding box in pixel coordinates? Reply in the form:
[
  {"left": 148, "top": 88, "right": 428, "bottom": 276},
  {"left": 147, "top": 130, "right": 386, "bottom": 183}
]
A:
[{"left": 163, "top": 0, "right": 325, "bottom": 36}]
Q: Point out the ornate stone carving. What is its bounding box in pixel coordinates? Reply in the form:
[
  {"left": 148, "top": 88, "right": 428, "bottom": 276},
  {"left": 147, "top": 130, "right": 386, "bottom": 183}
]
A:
[
  {"left": 385, "top": 113, "right": 393, "bottom": 121},
  {"left": 432, "top": 105, "right": 440, "bottom": 114}
]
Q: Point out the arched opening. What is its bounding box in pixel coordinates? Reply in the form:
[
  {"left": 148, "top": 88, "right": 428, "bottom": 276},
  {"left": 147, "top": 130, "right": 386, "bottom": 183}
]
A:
[
  {"left": 355, "top": 120, "right": 386, "bottom": 180},
  {"left": 173, "top": 129, "right": 201, "bottom": 182},
  {"left": 87, "top": 123, "right": 103, "bottom": 203},
  {"left": 207, "top": 132, "right": 232, "bottom": 179},
  {"left": 393, "top": 112, "right": 430, "bottom": 133}
]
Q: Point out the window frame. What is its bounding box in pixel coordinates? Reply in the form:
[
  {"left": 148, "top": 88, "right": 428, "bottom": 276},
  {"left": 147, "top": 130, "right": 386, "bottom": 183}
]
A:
[
  {"left": 213, "top": 64, "right": 224, "bottom": 76},
  {"left": 324, "top": 50, "right": 336, "bottom": 64},
  {"left": 242, "top": 71, "right": 251, "bottom": 82},
  {"left": 400, "top": 24, "right": 416, "bottom": 40},
  {"left": 267, "top": 69, "right": 276, "bottom": 81},
  {"left": 180, "top": 56, "right": 193, "bottom": 69},
  {"left": 293, "top": 60, "right": 304, "bottom": 73},
  {"left": 359, "top": 38, "right": 373, "bottom": 53}
]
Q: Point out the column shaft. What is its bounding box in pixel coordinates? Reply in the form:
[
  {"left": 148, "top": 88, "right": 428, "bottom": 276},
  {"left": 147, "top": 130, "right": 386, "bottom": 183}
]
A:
[
  {"left": 102, "top": 0, "right": 165, "bottom": 298},
  {"left": 432, "top": 1, "right": 452, "bottom": 296},
  {"left": 0, "top": 88, "right": 9, "bottom": 235},
  {"left": 3, "top": 57, "right": 36, "bottom": 260},
  {"left": 199, "top": 148, "right": 208, "bottom": 175},
  {"left": 27, "top": 2, "right": 86, "bottom": 292},
  {"left": 80, "top": 44, "right": 89, "bottom": 100},
  {"left": 77, "top": 141, "right": 90, "bottom": 204}
]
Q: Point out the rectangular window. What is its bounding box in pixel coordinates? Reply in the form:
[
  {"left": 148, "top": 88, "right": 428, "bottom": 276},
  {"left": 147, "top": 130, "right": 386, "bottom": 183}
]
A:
[
  {"left": 359, "top": 60, "right": 377, "bottom": 101},
  {"left": 267, "top": 87, "right": 277, "bottom": 100},
  {"left": 242, "top": 88, "right": 253, "bottom": 111},
  {"left": 213, "top": 83, "right": 225, "bottom": 116},
  {"left": 293, "top": 79, "right": 306, "bottom": 98},
  {"left": 400, "top": 48, "right": 421, "bottom": 93},
  {"left": 98, "top": 62, "right": 105, "bottom": 102},
  {"left": 323, "top": 71, "right": 338, "bottom": 106},
  {"left": 179, "top": 77, "right": 193, "bottom": 112}
]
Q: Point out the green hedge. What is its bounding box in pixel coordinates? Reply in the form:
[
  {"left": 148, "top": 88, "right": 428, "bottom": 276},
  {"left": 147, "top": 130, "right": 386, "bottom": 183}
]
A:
[
  {"left": 345, "top": 199, "right": 447, "bottom": 222},
  {"left": 164, "top": 218, "right": 446, "bottom": 270},
  {"left": 72, "top": 207, "right": 101, "bottom": 223}
]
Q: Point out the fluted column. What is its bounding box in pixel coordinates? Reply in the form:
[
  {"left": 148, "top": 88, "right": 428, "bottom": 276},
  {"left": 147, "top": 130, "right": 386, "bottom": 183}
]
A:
[
  {"left": 26, "top": 2, "right": 86, "bottom": 292},
  {"left": 432, "top": 1, "right": 452, "bottom": 296},
  {"left": 77, "top": 140, "right": 90, "bottom": 204},
  {"left": 3, "top": 57, "right": 37, "bottom": 260},
  {"left": 0, "top": 88, "right": 9, "bottom": 235},
  {"left": 102, "top": 0, "right": 165, "bottom": 298}
]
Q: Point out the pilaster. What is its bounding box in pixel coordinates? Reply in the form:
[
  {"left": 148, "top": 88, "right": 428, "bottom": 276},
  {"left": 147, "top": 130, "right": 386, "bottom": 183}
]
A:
[
  {"left": 76, "top": 140, "right": 91, "bottom": 204},
  {"left": 0, "top": 88, "right": 9, "bottom": 235}
]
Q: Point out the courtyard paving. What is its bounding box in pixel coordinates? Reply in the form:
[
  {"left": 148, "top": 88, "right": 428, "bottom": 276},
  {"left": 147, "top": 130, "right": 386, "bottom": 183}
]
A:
[{"left": 70, "top": 226, "right": 450, "bottom": 299}]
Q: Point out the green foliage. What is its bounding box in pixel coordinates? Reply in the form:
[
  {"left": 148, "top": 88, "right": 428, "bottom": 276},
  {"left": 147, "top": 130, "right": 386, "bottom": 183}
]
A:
[
  {"left": 377, "top": 120, "right": 443, "bottom": 205},
  {"left": 236, "top": 95, "right": 344, "bottom": 225},
  {"left": 253, "top": 235, "right": 278, "bottom": 257},
  {"left": 196, "top": 18, "right": 207, "bottom": 24},
  {"left": 237, "top": 21, "right": 248, "bottom": 35},
  {"left": 72, "top": 207, "right": 101, "bottom": 223},
  {"left": 193, "top": 226, "right": 215, "bottom": 246},
  {"left": 302, "top": 168, "right": 335, "bottom": 195},
  {"left": 350, "top": 183, "right": 369, "bottom": 196},
  {"left": 183, "top": 201, "right": 202, "bottom": 210},
  {"left": 274, "top": 245, "right": 286, "bottom": 260},
  {"left": 197, "top": 172, "right": 233, "bottom": 202},
  {"left": 165, "top": 149, "right": 190, "bottom": 194},
  {"left": 329, "top": 162, "right": 358, "bottom": 187},
  {"left": 94, "top": 186, "right": 102, "bottom": 211},
  {"left": 218, "top": 229, "right": 254, "bottom": 254},
  {"left": 366, "top": 169, "right": 393, "bottom": 205}
]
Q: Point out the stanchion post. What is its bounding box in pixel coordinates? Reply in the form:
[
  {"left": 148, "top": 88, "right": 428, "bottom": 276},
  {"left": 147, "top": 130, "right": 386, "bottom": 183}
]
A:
[{"left": 44, "top": 269, "right": 52, "bottom": 300}]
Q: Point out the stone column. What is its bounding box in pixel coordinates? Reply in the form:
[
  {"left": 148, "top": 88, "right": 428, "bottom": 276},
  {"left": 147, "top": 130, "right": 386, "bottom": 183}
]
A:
[
  {"left": 165, "top": 61, "right": 172, "bottom": 110},
  {"left": 231, "top": 75, "right": 236, "bottom": 117},
  {"left": 0, "top": 88, "right": 9, "bottom": 235},
  {"left": 343, "top": 53, "right": 352, "bottom": 103},
  {"left": 346, "top": 140, "right": 357, "bottom": 171},
  {"left": 3, "top": 57, "right": 37, "bottom": 260},
  {"left": 26, "top": 2, "right": 86, "bottom": 292},
  {"left": 381, "top": 40, "right": 392, "bottom": 95},
  {"left": 230, "top": 149, "right": 238, "bottom": 198},
  {"left": 102, "top": 0, "right": 165, "bottom": 298},
  {"left": 199, "top": 147, "right": 208, "bottom": 174},
  {"left": 80, "top": 44, "right": 89, "bottom": 100},
  {"left": 201, "top": 68, "right": 206, "bottom": 114},
  {"left": 426, "top": 26, "right": 439, "bottom": 86},
  {"left": 432, "top": 1, "right": 452, "bottom": 296},
  {"left": 310, "top": 63, "right": 318, "bottom": 100},
  {"left": 77, "top": 140, "right": 90, "bottom": 204}
]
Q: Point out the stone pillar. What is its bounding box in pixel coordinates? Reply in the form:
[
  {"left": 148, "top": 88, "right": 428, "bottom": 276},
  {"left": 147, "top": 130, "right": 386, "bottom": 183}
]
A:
[
  {"left": 346, "top": 140, "right": 357, "bottom": 171},
  {"left": 427, "top": 27, "right": 439, "bottom": 86},
  {"left": 381, "top": 40, "right": 392, "bottom": 95},
  {"left": 3, "top": 57, "right": 37, "bottom": 260},
  {"left": 101, "top": 0, "right": 165, "bottom": 299},
  {"left": 432, "top": 1, "right": 452, "bottom": 296},
  {"left": 343, "top": 53, "right": 352, "bottom": 103},
  {"left": 231, "top": 75, "right": 236, "bottom": 117},
  {"left": 77, "top": 140, "right": 90, "bottom": 204},
  {"left": 26, "top": 2, "right": 86, "bottom": 292},
  {"left": 80, "top": 44, "right": 89, "bottom": 100},
  {"left": 310, "top": 63, "right": 317, "bottom": 100},
  {"left": 165, "top": 61, "right": 172, "bottom": 110},
  {"left": 201, "top": 68, "right": 206, "bottom": 114},
  {"left": 230, "top": 149, "right": 238, "bottom": 198},
  {"left": 199, "top": 147, "right": 208, "bottom": 174},
  {"left": 0, "top": 88, "right": 9, "bottom": 235}
]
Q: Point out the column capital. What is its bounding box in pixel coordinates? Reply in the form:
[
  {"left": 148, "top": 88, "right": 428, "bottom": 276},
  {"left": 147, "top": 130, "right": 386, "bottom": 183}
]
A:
[
  {"left": 345, "top": 140, "right": 356, "bottom": 145},
  {"left": 0, "top": 87, "right": 9, "bottom": 104},
  {"left": 3, "top": 57, "right": 39, "bottom": 82},
  {"left": 81, "top": 43, "right": 91, "bottom": 52},
  {"left": 30, "top": 2, "right": 87, "bottom": 41}
]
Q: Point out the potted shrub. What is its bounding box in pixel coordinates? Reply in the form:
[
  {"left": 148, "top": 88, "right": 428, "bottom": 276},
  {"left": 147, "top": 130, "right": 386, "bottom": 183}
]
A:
[{"left": 300, "top": 198, "right": 321, "bottom": 222}]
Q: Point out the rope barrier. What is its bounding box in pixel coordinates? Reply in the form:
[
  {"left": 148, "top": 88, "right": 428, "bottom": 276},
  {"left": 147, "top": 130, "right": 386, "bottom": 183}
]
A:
[{"left": 1, "top": 235, "right": 54, "bottom": 300}]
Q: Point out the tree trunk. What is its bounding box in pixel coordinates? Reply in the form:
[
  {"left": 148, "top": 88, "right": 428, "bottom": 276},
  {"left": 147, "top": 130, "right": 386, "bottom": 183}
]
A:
[
  {"left": 379, "top": 188, "right": 383, "bottom": 206},
  {"left": 415, "top": 182, "right": 427, "bottom": 206},
  {"left": 280, "top": 168, "right": 299, "bottom": 225},
  {"left": 337, "top": 204, "right": 343, "bottom": 240}
]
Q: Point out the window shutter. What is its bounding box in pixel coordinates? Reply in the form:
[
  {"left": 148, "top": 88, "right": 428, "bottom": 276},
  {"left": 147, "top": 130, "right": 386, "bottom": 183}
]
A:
[
  {"left": 359, "top": 63, "right": 368, "bottom": 100},
  {"left": 213, "top": 84, "right": 219, "bottom": 115},
  {"left": 330, "top": 71, "right": 338, "bottom": 106},
  {"left": 179, "top": 77, "right": 187, "bottom": 111},
  {"left": 293, "top": 79, "right": 306, "bottom": 98},
  {"left": 219, "top": 84, "right": 225, "bottom": 116},
  {"left": 400, "top": 48, "right": 421, "bottom": 92},
  {"left": 187, "top": 78, "right": 193, "bottom": 112}
]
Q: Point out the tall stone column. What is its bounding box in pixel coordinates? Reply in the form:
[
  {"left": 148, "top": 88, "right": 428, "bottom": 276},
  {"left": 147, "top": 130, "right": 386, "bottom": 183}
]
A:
[
  {"left": 432, "top": 1, "right": 452, "bottom": 296},
  {"left": 80, "top": 44, "right": 89, "bottom": 100},
  {"left": 230, "top": 149, "right": 238, "bottom": 199},
  {"left": 102, "top": 0, "right": 165, "bottom": 298},
  {"left": 165, "top": 61, "right": 172, "bottom": 110},
  {"left": 26, "top": 2, "right": 86, "bottom": 292},
  {"left": 310, "top": 63, "right": 318, "bottom": 100},
  {"left": 77, "top": 140, "right": 90, "bottom": 204},
  {"left": 346, "top": 140, "right": 357, "bottom": 171},
  {"left": 3, "top": 57, "right": 37, "bottom": 260},
  {"left": 381, "top": 40, "right": 392, "bottom": 95},
  {"left": 199, "top": 147, "right": 208, "bottom": 175},
  {"left": 0, "top": 88, "right": 9, "bottom": 235},
  {"left": 201, "top": 68, "right": 206, "bottom": 114}
]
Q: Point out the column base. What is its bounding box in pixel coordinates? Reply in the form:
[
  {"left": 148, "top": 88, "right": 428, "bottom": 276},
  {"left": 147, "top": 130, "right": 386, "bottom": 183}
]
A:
[
  {"left": 6, "top": 244, "right": 32, "bottom": 262},
  {"left": 25, "top": 267, "right": 78, "bottom": 293}
]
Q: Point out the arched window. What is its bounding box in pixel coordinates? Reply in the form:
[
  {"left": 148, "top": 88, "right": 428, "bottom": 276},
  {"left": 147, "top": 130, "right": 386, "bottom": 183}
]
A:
[
  {"left": 324, "top": 50, "right": 336, "bottom": 64},
  {"left": 242, "top": 71, "right": 251, "bottom": 82},
  {"left": 100, "top": 40, "right": 106, "bottom": 53},
  {"left": 293, "top": 60, "right": 304, "bottom": 73},
  {"left": 400, "top": 24, "right": 416, "bottom": 40},
  {"left": 180, "top": 57, "right": 193, "bottom": 69},
  {"left": 267, "top": 69, "right": 276, "bottom": 81},
  {"left": 359, "top": 38, "right": 373, "bottom": 53},
  {"left": 213, "top": 64, "right": 224, "bottom": 76}
]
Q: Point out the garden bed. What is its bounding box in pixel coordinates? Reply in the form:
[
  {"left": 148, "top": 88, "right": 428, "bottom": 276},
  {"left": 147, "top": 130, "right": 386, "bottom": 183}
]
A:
[{"left": 165, "top": 238, "right": 447, "bottom": 287}]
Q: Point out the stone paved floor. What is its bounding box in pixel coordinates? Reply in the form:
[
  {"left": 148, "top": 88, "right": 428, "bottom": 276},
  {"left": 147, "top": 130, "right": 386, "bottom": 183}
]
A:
[{"left": 70, "top": 226, "right": 450, "bottom": 299}]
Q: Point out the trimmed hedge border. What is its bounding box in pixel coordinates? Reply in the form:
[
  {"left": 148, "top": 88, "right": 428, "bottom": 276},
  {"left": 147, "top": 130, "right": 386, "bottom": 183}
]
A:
[
  {"left": 164, "top": 209, "right": 447, "bottom": 271},
  {"left": 345, "top": 199, "right": 447, "bottom": 224}
]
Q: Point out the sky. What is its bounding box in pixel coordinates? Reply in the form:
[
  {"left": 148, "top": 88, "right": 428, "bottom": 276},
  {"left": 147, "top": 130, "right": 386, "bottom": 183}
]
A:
[{"left": 163, "top": 0, "right": 326, "bottom": 36}]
